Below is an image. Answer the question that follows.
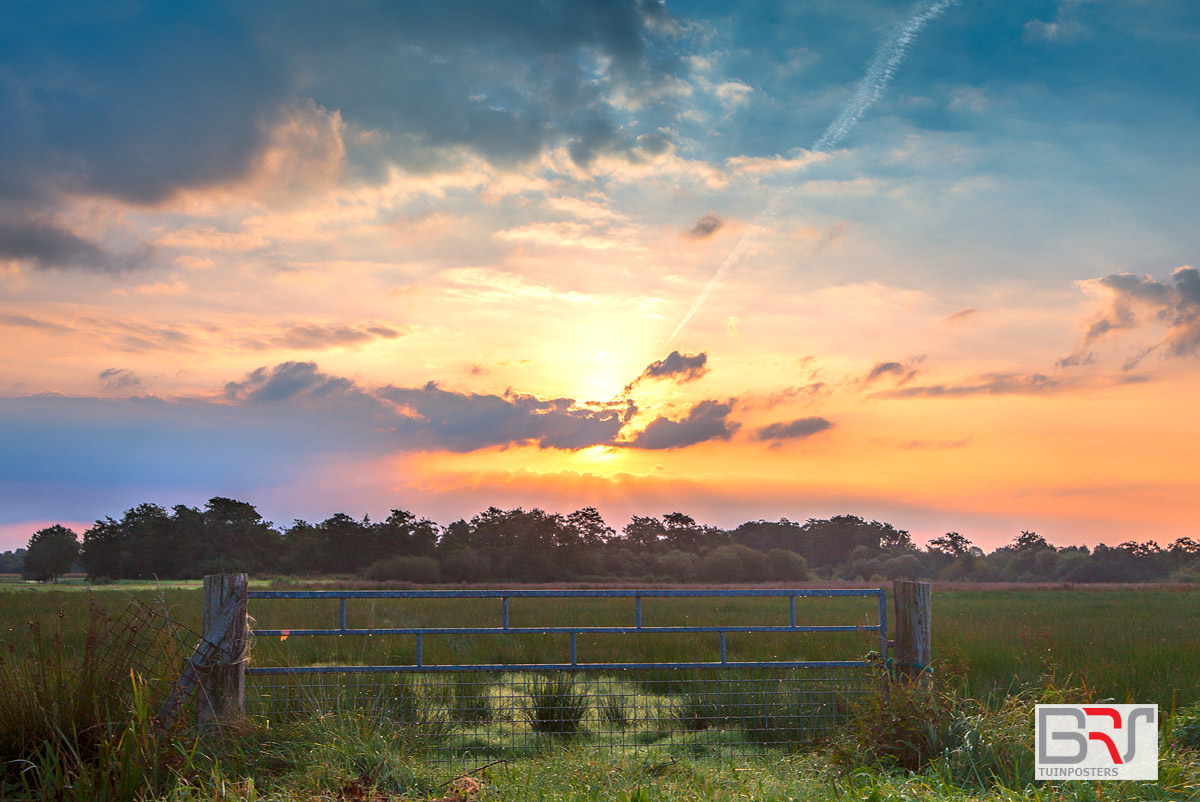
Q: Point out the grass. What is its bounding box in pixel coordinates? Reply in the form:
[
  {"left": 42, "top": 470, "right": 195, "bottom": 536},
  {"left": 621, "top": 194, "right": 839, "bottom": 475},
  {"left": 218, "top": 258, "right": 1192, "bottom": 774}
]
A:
[
  {"left": 2, "top": 584, "right": 1195, "bottom": 706},
  {"left": 1, "top": 582, "right": 1199, "bottom": 799}
]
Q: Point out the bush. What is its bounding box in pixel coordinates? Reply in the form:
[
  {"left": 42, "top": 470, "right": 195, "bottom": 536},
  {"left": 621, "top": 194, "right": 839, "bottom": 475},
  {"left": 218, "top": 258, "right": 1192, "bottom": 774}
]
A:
[
  {"left": 833, "top": 674, "right": 1093, "bottom": 789},
  {"left": 1171, "top": 702, "right": 1200, "bottom": 751},
  {"left": 765, "top": 549, "right": 812, "bottom": 582},
  {"left": 363, "top": 556, "right": 441, "bottom": 584},
  {"left": 523, "top": 675, "right": 589, "bottom": 739},
  {"left": 440, "top": 548, "right": 491, "bottom": 583},
  {"left": 698, "top": 545, "right": 770, "bottom": 582}
]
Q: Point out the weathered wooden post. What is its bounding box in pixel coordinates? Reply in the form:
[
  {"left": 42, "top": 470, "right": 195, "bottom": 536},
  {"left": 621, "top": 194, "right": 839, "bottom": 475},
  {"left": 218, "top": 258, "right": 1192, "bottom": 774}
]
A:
[
  {"left": 199, "top": 573, "right": 248, "bottom": 730},
  {"left": 893, "top": 580, "right": 931, "bottom": 682}
]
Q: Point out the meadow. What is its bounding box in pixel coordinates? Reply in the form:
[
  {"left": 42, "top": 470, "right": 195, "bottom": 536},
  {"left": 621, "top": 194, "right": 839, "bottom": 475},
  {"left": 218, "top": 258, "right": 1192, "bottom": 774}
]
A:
[
  {"left": 1, "top": 582, "right": 1198, "bottom": 800},
  {"left": 2, "top": 582, "right": 1196, "bottom": 706}
]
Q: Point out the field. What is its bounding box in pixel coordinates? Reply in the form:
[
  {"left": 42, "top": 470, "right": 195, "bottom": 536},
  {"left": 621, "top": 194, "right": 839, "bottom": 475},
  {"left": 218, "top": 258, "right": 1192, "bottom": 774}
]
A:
[{"left": 1, "top": 582, "right": 1198, "bottom": 800}]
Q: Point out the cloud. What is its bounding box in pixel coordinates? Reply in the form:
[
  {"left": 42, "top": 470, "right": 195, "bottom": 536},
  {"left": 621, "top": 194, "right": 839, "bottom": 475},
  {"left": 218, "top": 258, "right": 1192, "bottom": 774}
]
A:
[
  {"left": 753, "top": 416, "right": 832, "bottom": 443},
  {"left": 377, "top": 382, "right": 634, "bottom": 452},
  {"left": 748, "top": 383, "right": 830, "bottom": 410},
  {"left": 98, "top": 369, "right": 143, "bottom": 393},
  {"left": 0, "top": 219, "right": 125, "bottom": 273},
  {"left": 8, "top": 0, "right": 691, "bottom": 201},
  {"left": 872, "top": 372, "right": 1065, "bottom": 399},
  {"left": 943, "top": 308, "right": 979, "bottom": 325},
  {"left": 627, "top": 399, "right": 739, "bottom": 450},
  {"left": 684, "top": 213, "right": 724, "bottom": 239},
  {"left": 862, "top": 356, "right": 925, "bottom": 386},
  {"left": 243, "top": 323, "right": 406, "bottom": 351},
  {"left": 1073, "top": 267, "right": 1200, "bottom": 365},
  {"left": 0, "top": 314, "right": 73, "bottom": 334},
  {"left": 627, "top": 351, "right": 708, "bottom": 391},
  {"left": 224, "top": 362, "right": 356, "bottom": 403},
  {"left": 1055, "top": 352, "right": 1094, "bottom": 369}
]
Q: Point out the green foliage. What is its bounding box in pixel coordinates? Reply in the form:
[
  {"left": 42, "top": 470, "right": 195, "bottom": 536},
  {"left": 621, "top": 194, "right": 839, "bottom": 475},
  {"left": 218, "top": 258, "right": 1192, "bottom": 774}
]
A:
[
  {"left": 598, "top": 692, "right": 633, "bottom": 729},
  {"left": 832, "top": 674, "right": 1094, "bottom": 788},
  {"left": 451, "top": 673, "right": 494, "bottom": 724},
  {"left": 1171, "top": 702, "right": 1200, "bottom": 751},
  {"left": 22, "top": 525, "right": 78, "bottom": 582},
  {"left": 523, "top": 675, "right": 589, "bottom": 739},
  {"left": 363, "top": 555, "right": 441, "bottom": 583},
  {"left": 385, "top": 678, "right": 451, "bottom": 740}
]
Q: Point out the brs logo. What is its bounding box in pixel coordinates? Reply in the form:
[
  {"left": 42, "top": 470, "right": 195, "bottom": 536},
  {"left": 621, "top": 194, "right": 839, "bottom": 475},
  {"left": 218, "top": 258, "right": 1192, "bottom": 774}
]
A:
[{"left": 1035, "top": 704, "right": 1158, "bottom": 781}]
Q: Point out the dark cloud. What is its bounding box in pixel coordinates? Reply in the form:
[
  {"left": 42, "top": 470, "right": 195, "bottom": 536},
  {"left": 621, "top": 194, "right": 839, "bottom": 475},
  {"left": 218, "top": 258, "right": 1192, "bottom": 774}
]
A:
[
  {"left": 98, "top": 368, "right": 143, "bottom": 392},
  {"left": 628, "top": 351, "right": 708, "bottom": 392},
  {"left": 872, "top": 372, "right": 1064, "bottom": 399},
  {"left": 0, "top": 219, "right": 112, "bottom": 272},
  {"left": 224, "top": 362, "right": 356, "bottom": 403},
  {"left": 1, "top": 4, "right": 285, "bottom": 206},
  {"left": 862, "top": 356, "right": 924, "bottom": 386},
  {"left": 75, "top": 317, "right": 194, "bottom": 353},
  {"left": 1055, "top": 352, "right": 1094, "bottom": 369},
  {"left": 1, "top": 0, "right": 690, "bottom": 220},
  {"left": 627, "top": 399, "right": 739, "bottom": 450},
  {"left": 0, "top": 313, "right": 73, "bottom": 333},
  {"left": 684, "top": 213, "right": 723, "bottom": 239},
  {"left": 753, "top": 416, "right": 832, "bottom": 442},
  {"left": 225, "top": 362, "right": 638, "bottom": 452},
  {"left": 943, "top": 308, "right": 979, "bottom": 325},
  {"left": 1065, "top": 267, "right": 1200, "bottom": 368},
  {"left": 271, "top": 323, "right": 404, "bottom": 350},
  {"left": 377, "top": 383, "right": 634, "bottom": 452}
]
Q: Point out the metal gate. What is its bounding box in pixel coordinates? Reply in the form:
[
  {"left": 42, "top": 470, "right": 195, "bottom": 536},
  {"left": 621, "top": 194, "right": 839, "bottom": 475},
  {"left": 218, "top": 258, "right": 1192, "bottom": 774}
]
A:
[{"left": 244, "top": 588, "right": 888, "bottom": 761}]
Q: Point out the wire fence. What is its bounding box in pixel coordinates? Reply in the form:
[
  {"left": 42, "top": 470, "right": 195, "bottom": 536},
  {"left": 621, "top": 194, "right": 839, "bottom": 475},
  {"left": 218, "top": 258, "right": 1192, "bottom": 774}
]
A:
[
  {"left": 246, "top": 666, "right": 874, "bottom": 762},
  {"left": 242, "top": 588, "right": 887, "bottom": 763},
  {"left": 91, "top": 597, "right": 206, "bottom": 733}
]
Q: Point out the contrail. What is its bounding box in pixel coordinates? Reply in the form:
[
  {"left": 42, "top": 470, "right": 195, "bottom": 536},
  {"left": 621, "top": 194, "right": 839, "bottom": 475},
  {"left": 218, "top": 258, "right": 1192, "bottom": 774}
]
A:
[{"left": 665, "top": 0, "right": 959, "bottom": 345}]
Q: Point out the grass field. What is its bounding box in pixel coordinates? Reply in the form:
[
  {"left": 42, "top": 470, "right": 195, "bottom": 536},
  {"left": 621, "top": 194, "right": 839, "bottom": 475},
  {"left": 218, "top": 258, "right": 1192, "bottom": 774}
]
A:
[
  {"left": 1, "top": 582, "right": 1198, "bottom": 800},
  {"left": 2, "top": 583, "right": 1196, "bottom": 707}
]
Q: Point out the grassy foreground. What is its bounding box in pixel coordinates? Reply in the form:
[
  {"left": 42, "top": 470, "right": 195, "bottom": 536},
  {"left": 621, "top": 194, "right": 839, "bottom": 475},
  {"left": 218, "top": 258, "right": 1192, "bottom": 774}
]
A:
[{"left": 1, "top": 584, "right": 1198, "bottom": 800}]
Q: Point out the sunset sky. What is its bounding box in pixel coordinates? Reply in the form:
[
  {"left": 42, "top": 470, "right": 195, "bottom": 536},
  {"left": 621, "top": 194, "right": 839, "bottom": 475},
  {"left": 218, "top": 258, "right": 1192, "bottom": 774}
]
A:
[{"left": 3, "top": 0, "right": 1199, "bottom": 552}]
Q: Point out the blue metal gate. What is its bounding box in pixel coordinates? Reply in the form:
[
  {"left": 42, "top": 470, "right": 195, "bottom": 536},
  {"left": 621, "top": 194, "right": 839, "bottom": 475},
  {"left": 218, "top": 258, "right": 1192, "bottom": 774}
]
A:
[{"left": 244, "top": 588, "right": 888, "bottom": 760}]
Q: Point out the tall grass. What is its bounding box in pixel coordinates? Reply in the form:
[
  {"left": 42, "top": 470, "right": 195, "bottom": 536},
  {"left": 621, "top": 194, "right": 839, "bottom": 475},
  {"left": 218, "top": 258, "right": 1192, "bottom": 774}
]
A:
[{"left": 4, "top": 587, "right": 1197, "bottom": 707}]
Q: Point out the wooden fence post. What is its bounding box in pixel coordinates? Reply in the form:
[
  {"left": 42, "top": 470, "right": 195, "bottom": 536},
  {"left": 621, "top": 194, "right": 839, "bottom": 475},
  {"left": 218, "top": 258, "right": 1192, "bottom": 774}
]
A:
[
  {"left": 199, "top": 573, "right": 248, "bottom": 730},
  {"left": 893, "top": 580, "right": 931, "bottom": 682}
]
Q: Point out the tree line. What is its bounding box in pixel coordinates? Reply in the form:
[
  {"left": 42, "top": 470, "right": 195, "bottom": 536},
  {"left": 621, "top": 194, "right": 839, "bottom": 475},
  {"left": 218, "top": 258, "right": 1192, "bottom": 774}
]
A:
[{"left": 8, "top": 496, "right": 1200, "bottom": 584}]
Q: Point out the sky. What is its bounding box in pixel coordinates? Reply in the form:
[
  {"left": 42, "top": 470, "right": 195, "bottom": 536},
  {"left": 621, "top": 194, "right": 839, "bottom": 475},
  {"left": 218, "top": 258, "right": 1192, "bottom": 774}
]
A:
[{"left": 2, "top": 0, "right": 1199, "bottom": 552}]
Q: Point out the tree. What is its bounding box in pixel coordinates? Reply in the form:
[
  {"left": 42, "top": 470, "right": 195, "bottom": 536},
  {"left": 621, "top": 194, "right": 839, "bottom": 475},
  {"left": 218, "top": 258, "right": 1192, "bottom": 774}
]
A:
[
  {"left": 117, "top": 503, "right": 175, "bottom": 578},
  {"left": 623, "top": 515, "right": 667, "bottom": 550},
  {"left": 928, "top": 532, "right": 972, "bottom": 558},
  {"left": 24, "top": 525, "right": 79, "bottom": 582},
  {"left": 372, "top": 509, "right": 438, "bottom": 560},
  {"left": 566, "top": 507, "right": 615, "bottom": 547},
  {"left": 81, "top": 518, "right": 122, "bottom": 580},
  {"left": 1011, "top": 530, "right": 1051, "bottom": 552},
  {"left": 662, "top": 512, "right": 705, "bottom": 551}
]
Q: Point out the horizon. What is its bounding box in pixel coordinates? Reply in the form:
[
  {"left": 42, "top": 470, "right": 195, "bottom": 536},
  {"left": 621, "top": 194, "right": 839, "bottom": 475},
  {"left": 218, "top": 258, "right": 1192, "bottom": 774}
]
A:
[{"left": 3, "top": 1, "right": 1199, "bottom": 554}]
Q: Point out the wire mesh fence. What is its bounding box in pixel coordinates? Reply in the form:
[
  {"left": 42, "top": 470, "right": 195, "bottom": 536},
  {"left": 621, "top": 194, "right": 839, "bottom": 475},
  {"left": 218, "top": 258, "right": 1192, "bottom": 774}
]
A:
[
  {"left": 245, "top": 666, "right": 876, "bottom": 762},
  {"left": 91, "top": 597, "right": 206, "bottom": 732},
  {"left": 241, "top": 588, "right": 886, "bottom": 763}
]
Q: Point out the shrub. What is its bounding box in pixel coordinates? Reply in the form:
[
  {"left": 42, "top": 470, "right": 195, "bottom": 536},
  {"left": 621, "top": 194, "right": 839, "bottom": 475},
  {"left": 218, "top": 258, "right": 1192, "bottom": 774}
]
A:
[
  {"left": 363, "top": 556, "right": 441, "bottom": 584},
  {"left": 440, "top": 548, "right": 491, "bottom": 583},
  {"left": 833, "top": 674, "right": 1093, "bottom": 789},
  {"left": 523, "top": 675, "right": 589, "bottom": 739},
  {"left": 1171, "top": 702, "right": 1200, "bottom": 751},
  {"left": 765, "top": 549, "right": 812, "bottom": 582},
  {"left": 451, "top": 674, "right": 493, "bottom": 725}
]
